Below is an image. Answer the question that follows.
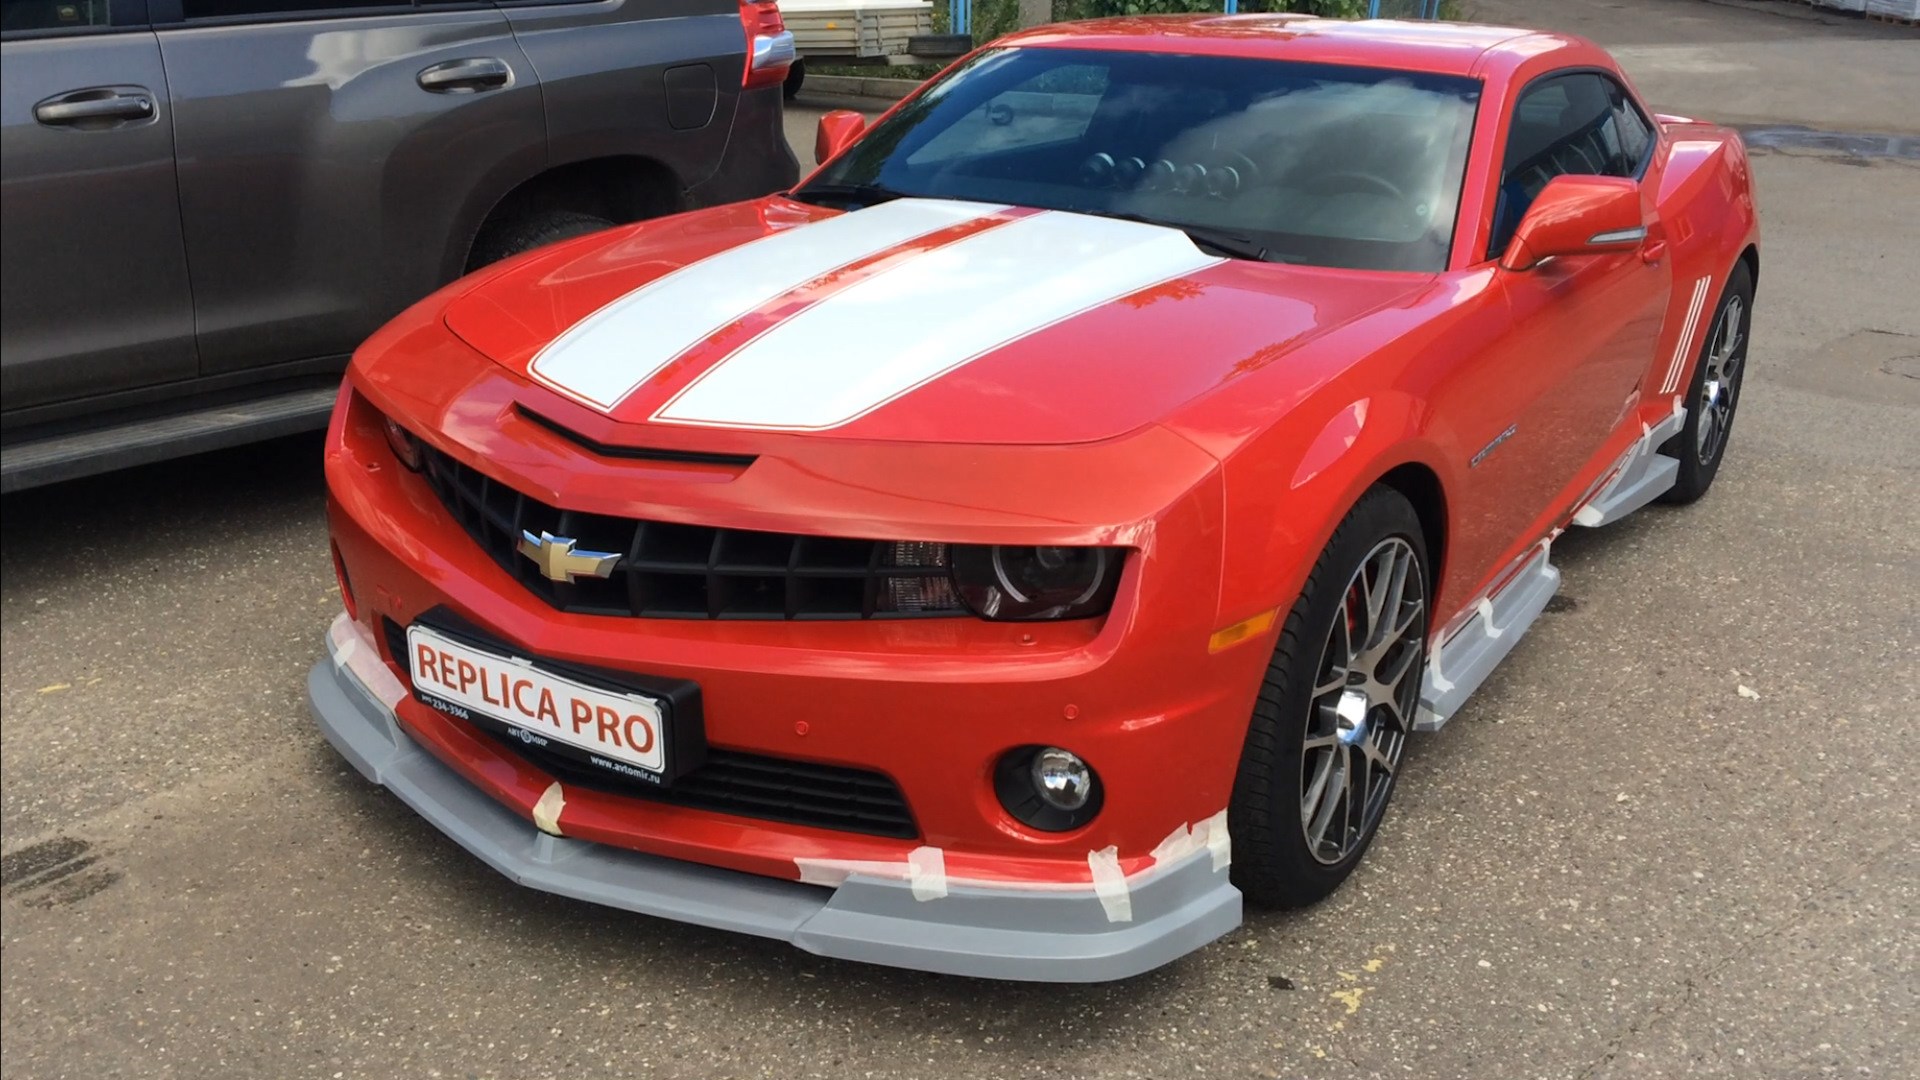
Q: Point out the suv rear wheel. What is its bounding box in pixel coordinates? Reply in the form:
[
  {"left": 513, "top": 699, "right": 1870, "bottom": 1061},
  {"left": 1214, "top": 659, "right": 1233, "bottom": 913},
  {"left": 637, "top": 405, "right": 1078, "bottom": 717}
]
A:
[{"left": 467, "top": 209, "right": 615, "bottom": 272}]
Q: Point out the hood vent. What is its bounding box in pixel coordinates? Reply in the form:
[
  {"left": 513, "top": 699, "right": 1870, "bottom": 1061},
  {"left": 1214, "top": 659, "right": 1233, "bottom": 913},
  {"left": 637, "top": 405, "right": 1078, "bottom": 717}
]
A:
[{"left": 518, "top": 406, "right": 757, "bottom": 469}]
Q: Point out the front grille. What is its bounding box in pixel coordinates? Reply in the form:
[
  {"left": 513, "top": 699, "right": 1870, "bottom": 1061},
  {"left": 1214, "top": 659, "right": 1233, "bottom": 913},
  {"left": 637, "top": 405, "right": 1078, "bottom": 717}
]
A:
[
  {"left": 379, "top": 617, "right": 918, "bottom": 839},
  {"left": 419, "top": 445, "right": 965, "bottom": 620}
]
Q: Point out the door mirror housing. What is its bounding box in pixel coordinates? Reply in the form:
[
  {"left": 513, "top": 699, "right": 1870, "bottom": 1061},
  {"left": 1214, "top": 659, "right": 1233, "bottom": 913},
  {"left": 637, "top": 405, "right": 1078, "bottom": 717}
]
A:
[
  {"left": 1500, "top": 175, "right": 1646, "bottom": 272},
  {"left": 814, "top": 110, "right": 867, "bottom": 166}
]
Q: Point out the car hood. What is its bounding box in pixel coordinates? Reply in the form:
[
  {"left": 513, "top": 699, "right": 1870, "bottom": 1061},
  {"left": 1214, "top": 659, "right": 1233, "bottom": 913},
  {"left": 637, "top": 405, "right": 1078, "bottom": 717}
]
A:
[{"left": 443, "top": 196, "right": 1426, "bottom": 446}]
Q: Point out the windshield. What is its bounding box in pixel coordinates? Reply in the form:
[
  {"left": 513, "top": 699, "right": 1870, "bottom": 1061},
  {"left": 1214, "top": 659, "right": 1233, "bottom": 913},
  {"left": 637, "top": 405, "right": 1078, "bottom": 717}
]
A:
[{"left": 795, "top": 47, "right": 1481, "bottom": 272}]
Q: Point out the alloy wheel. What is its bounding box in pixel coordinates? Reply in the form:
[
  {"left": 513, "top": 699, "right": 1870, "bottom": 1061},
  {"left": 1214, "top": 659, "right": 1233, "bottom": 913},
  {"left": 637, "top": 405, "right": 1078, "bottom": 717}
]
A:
[
  {"left": 1299, "top": 537, "right": 1427, "bottom": 865},
  {"left": 1695, "top": 295, "right": 1745, "bottom": 466}
]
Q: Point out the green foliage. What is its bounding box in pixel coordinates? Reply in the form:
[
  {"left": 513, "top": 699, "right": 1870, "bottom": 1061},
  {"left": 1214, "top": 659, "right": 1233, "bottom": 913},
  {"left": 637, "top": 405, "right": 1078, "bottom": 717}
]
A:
[
  {"left": 1072, "top": 0, "right": 1213, "bottom": 15},
  {"left": 1065, "top": 0, "right": 1370, "bottom": 17},
  {"left": 1286, "top": 0, "right": 1371, "bottom": 15}
]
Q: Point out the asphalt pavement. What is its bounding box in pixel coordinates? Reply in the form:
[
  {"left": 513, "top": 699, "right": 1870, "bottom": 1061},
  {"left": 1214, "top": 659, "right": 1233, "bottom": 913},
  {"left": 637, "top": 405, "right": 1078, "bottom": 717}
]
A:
[{"left": 3, "top": 1, "right": 1915, "bottom": 1077}]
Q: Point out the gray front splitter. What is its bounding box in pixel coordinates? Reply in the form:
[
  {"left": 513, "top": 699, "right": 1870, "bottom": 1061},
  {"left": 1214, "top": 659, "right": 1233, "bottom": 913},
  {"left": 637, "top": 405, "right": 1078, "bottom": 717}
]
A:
[{"left": 307, "top": 645, "right": 1242, "bottom": 982}]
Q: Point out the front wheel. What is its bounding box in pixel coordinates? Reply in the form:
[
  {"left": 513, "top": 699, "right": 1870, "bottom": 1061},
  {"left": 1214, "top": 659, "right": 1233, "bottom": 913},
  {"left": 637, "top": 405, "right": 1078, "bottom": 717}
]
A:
[
  {"left": 1229, "top": 486, "right": 1430, "bottom": 909},
  {"left": 1660, "top": 261, "right": 1754, "bottom": 504}
]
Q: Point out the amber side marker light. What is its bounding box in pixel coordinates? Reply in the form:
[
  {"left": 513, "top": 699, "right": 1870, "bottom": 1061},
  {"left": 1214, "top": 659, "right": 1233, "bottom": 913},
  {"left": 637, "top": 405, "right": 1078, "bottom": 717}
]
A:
[{"left": 1209, "top": 608, "right": 1279, "bottom": 653}]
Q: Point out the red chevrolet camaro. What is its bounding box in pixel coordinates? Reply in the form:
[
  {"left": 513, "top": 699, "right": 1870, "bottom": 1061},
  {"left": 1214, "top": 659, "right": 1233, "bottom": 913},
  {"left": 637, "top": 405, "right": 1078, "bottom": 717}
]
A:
[{"left": 311, "top": 14, "right": 1758, "bottom": 981}]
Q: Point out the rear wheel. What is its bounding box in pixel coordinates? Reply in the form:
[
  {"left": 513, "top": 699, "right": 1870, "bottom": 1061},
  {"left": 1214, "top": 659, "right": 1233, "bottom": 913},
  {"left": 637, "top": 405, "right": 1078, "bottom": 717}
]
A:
[
  {"left": 466, "top": 209, "right": 614, "bottom": 272},
  {"left": 1229, "top": 486, "right": 1430, "bottom": 909},
  {"left": 783, "top": 58, "right": 806, "bottom": 101},
  {"left": 1660, "top": 261, "right": 1754, "bottom": 504}
]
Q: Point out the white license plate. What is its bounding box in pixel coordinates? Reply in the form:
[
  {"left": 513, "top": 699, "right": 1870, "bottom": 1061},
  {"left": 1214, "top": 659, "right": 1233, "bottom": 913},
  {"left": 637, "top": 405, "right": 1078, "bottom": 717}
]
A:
[{"left": 404, "top": 623, "right": 667, "bottom": 777}]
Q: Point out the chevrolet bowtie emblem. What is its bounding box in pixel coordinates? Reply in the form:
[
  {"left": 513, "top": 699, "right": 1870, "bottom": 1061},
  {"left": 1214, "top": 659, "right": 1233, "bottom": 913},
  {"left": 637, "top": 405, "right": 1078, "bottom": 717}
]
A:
[{"left": 517, "top": 530, "right": 623, "bottom": 584}]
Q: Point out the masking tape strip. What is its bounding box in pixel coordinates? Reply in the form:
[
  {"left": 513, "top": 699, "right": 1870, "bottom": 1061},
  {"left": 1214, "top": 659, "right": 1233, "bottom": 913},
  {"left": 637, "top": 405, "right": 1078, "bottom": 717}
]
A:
[
  {"left": 1088, "top": 846, "right": 1131, "bottom": 923},
  {"left": 532, "top": 781, "right": 566, "bottom": 836},
  {"left": 795, "top": 856, "right": 915, "bottom": 889},
  {"left": 1478, "top": 597, "right": 1503, "bottom": 639},
  {"left": 1200, "top": 809, "right": 1231, "bottom": 871},
  {"left": 792, "top": 808, "right": 1230, "bottom": 914},
  {"left": 907, "top": 846, "right": 947, "bottom": 901},
  {"left": 329, "top": 612, "right": 409, "bottom": 708},
  {"left": 1150, "top": 821, "right": 1204, "bottom": 867},
  {"left": 1149, "top": 811, "right": 1234, "bottom": 877},
  {"left": 1427, "top": 646, "right": 1455, "bottom": 694}
]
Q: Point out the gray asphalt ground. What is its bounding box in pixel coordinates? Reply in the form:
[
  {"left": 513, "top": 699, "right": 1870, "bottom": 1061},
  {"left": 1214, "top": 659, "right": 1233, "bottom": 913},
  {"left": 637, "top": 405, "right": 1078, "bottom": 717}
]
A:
[{"left": 3, "top": 1, "right": 1915, "bottom": 1077}]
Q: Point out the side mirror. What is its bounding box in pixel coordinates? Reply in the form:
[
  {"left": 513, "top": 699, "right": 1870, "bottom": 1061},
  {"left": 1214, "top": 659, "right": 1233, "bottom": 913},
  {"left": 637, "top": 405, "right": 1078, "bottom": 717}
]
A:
[
  {"left": 814, "top": 110, "right": 867, "bottom": 166},
  {"left": 1500, "top": 175, "right": 1647, "bottom": 272}
]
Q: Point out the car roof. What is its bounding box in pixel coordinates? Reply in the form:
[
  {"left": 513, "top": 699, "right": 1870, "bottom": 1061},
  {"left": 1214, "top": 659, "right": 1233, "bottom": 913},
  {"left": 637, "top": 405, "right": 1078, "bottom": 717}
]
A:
[{"left": 998, "top": 15, "right": 1565, "bottom": 78}]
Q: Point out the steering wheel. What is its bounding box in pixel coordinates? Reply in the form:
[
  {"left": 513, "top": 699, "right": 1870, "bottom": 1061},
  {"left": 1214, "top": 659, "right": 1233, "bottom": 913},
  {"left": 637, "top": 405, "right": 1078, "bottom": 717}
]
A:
[{"left": 1306, "top": 171, "right": 1405, "bottom": 200}]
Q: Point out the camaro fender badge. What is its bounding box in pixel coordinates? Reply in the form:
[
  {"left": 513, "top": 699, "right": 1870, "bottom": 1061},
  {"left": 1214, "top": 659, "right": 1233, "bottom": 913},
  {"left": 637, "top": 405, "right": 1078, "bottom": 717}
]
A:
[
  {"left": 1470, "top": 424, "right": 1518, "bottom": 469},
  {"left": 517, "top": 530, "right": 623, "bottom": 583}
]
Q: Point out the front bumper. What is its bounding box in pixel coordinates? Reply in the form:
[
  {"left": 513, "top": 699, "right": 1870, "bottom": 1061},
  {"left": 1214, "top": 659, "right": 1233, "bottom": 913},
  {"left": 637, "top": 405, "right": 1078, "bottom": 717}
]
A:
[{"left": 310, "top": 627, "right": 1241, "bottom": 981}]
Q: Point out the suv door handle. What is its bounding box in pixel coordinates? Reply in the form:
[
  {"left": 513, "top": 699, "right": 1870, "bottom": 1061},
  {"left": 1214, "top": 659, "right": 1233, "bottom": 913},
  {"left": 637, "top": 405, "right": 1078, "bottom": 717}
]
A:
[
  {"left": 34, "top": 89, "right": 155, "bottom": 126},
  {"left": 417, "top": 58, "right": 512, "bottom": 93}
]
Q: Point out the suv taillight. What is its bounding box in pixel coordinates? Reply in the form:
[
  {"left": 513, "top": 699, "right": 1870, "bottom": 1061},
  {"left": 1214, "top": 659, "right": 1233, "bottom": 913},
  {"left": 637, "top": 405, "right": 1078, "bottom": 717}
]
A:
[{"left": 739, "top": 0, "right": 795, "bottom": 90}]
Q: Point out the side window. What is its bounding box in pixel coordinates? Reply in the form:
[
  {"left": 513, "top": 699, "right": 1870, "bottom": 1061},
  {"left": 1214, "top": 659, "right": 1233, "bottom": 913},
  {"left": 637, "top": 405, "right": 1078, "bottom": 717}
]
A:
[
  {"left": 1488, "top": 72, "right": 1650, "bottom": 258},
  {"left": 179, "top": 0, "right": 400, "bottom": 18},
  {"left": 905, "top": 64, "right": 1108, "bottom": 167},
  {"left": 2, "top": 0, "right": 112, "bottom": 34},
  {"left": 1608, "top": 82, "right": 1655, "bottom": 173}
]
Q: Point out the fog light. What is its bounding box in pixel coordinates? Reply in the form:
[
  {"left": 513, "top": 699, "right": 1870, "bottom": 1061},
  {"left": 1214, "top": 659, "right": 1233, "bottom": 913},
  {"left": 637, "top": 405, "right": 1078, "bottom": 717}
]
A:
[
  {"left": 995, "top": 745, "right": 1103, "bottom": 832},
  {"left": 1032, "top": 747, "right": 1092, "bottom": 811}
]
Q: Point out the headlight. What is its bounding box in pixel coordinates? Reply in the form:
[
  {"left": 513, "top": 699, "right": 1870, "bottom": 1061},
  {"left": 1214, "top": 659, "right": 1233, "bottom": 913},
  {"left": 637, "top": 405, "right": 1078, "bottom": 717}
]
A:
[
  {"left": 951, "top": 544, "right": 1123, "bottom": 621},
  {"left": 382, "top": 415, "right": 424, "bottom": 471}
]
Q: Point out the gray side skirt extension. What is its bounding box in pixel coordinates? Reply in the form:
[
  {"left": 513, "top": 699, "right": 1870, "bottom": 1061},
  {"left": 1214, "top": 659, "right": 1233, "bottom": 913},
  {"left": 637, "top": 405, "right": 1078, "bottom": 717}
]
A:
[{"left": 1415, "top": 407, "right": 1687, "bottom": 731}]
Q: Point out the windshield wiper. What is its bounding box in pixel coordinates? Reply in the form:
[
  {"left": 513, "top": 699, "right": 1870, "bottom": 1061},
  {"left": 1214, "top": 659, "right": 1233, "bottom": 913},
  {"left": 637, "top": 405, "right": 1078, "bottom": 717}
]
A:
[
  {"left": 1071, "top": 209, "right": 1273, "bottom": 262},
  {"left": 787, "top": 182, "right": 911, "bottom": 209}
]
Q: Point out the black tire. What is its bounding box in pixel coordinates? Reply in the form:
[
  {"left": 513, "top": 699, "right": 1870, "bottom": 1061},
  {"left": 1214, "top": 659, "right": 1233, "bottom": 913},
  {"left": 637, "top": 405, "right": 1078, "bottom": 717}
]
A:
[
  {"left": 1229, "top": 486, "right": 1430, "bottom": 909},
  {"left": 467, "top": 209, "right": 615, "bottom": 273},
  {"left": 1659, "top": 261, "right": 1754, "bottom": 504},
  {"left": 906, "top": 34, "right": 973, "bottom": 58},
  {"left": 783, "top": 58, "right": 806, "bottom": 101}
]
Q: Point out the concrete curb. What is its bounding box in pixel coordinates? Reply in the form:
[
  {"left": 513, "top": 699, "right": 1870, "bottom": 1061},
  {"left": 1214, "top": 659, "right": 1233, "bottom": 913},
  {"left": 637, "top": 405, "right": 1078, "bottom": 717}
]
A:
[{"left": 802, "top": 74, "right": 922, "bottom": 102}]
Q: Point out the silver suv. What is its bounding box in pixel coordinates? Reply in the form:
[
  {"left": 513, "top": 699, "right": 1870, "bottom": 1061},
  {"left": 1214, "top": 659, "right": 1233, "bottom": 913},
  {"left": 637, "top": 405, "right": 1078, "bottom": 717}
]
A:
[{"left": 0, "top": 0, "right": 800, "bottom": 491}]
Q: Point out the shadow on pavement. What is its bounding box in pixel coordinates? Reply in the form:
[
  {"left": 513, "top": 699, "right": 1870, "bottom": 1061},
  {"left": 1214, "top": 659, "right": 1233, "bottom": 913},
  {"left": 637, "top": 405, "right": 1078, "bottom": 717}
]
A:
[{"left": 1, "top": 432, "right": 329, "bottom": 585}]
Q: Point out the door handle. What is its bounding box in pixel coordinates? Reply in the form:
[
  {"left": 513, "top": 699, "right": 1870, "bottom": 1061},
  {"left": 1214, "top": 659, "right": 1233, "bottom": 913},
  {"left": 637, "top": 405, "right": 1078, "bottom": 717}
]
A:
[
  {"left": 34, "top": 89, "right": 154, "bottom": 126},
  {"left": 1640, "top": 239, "right": 1667, "bottom": 265},
  {"left": 417, "top": 57, "right": 512, "bottom": 93}
]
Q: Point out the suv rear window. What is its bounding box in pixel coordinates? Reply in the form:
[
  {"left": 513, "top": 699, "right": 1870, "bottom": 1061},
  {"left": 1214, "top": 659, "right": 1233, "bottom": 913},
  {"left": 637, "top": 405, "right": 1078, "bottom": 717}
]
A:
[
  {"left": 3, "top": 0, "right": 112, "bottom": 32},
  {"left": 180, "top": 0, "right": 403, "bottom": 18}
]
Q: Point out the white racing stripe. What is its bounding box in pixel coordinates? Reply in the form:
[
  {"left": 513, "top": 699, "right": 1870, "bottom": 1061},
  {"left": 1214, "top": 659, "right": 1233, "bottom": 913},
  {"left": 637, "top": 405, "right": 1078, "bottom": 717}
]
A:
[
  {"left": 1662, "top": 275, "right": 1712, "bottom": 394},
  {"left": 529, "top": 199, "right": 1011, "bottom": 410},
  {"left": 654, "top": 211, "right": 1224, "bottom": 430}
]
